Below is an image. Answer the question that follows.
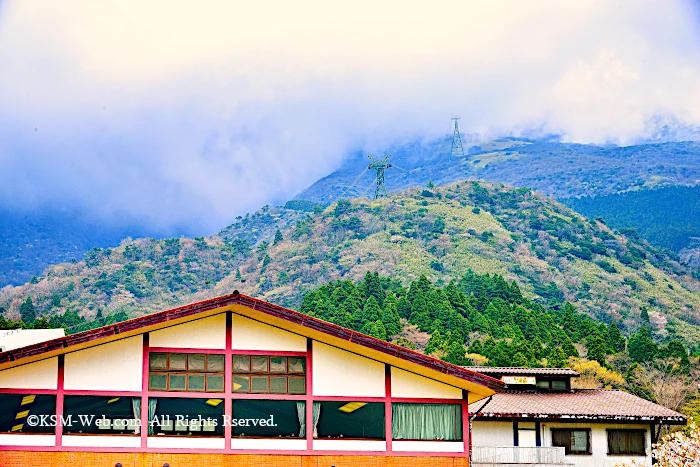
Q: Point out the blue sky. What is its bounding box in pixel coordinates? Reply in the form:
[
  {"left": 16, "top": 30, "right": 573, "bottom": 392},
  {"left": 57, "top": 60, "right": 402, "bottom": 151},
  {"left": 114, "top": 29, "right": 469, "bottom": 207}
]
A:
[{"left": 0, "top": 1, "right": 699, "bottom": 234}]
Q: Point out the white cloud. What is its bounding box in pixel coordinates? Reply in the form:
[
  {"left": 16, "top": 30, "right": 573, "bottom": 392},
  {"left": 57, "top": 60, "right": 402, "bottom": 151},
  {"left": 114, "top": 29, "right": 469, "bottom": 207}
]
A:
[{"left": 0, "top": 0, "right": 698, "bottom": 233}]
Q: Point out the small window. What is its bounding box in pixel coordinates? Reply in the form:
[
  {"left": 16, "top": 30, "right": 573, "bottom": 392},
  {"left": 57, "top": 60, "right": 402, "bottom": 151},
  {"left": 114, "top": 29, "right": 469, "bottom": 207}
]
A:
[
  {"left": 392, "top": 403, "right": 462, "bottom": 441},
  {"left": 232, "top": 354, "right": 307, "bottom": 395},
  {"left": 169, "top": 353, "right": 187, "bottom": 371},
  {"left": 149, "top": 353, "right": 168, "bottom": 370},
  {"left": 207, "top": 354, "right": 225, "bottom": 372},
  {"left": 148, "top": 352, "right": 225, "bottom": 392},
  {"left": 536, "top": 380, "right": 550, "bottom": 390},
  {"left": 552, "top": 428, "right": 590, "bottom": 455},
  {"left": 149, "top": 373, "right": 168, "bottom": 390},
  {"left": 551, "top": 380, "right": 567, "bottom": 391},
  {"left": 188, "top": 354, "right": 205, "bottom": 371},
  {"left": 608, "top": 429, "right": 646, "bottom": 456}
]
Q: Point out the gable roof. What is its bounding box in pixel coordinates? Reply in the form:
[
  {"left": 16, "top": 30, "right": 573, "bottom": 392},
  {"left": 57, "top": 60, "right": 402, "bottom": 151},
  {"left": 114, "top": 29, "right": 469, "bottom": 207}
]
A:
[
  {"left": 463, "top": 367, "right": 579, "bottom": 377},
  {"left": 0, "top": 291, "right": 503, "bottom": 401},
  {"left": 469, "top": 389, "right": 686, "bottom": 424}
]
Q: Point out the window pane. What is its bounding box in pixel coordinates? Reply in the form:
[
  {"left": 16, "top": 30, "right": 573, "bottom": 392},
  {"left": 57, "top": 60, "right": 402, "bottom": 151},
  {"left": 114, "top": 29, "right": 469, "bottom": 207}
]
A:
[
  {"left": 150, "top": 353, "right": 168, "bottom": 370},
  {"left": 152, "top": 397, "right": 224, "bottom": 437},
  {"left": 270, "top": 376, "right": 287, "bottom": 393},
  {"left": 207, "top": 354, "right": 225, "bottom": 372},
  {"left": 270, "top": 357, "right": 287, "bottom": 373},
  {"left": 536, "top": 380, "right": 549, "bottom": 390},
  {"left": 251, "top": 356, "right": 269, "bottom": 373},
  {"left": 551, "top": 380, "right": 567, "bottom": 390},
  {"left": 169, "top": 374, "right": 186, "bottom": 390},
  {"left": 232, "top": 400, "right": 304, "bottom": 438},
  {"left": 233, "top": 375, "right": 250, "bottom": 393},
  {"left": 288, "top": 376, "right": 306, "bottom": 394},
  {"left": 64, "top": 395, "right": 137, "bottom": 435},
  {"left": 233, "top": 355, "right": 250, "bottom": 373},
  {"left": 316, "top": 401, "right": 385, "bottom": 439},
  {"left": 288, "top": 357, "right": 305, "bottom": 374},
  {"left": 169, "top": 353, "right": 186, "bottom": 371},
  {"left": 188, "top": 374, "right": 206, "bottom": 392},
  {"left": 608, "top": 430, "right": 645, "bottom": 455},
  {"left": 571, "top": 430, "right": 588, "bottom": 452},
  {"left": 188, "top": 354, "right": 205, "bottom": 371},
  {"left": 207, "top": 375, "right": 224, "bottom": 392},
  {"left": 0, "top": 394, "right": 56, "bottom": 434},
  {"left": 251, "top": 376, "right": 269, "bottom": 393},
  {"left": 150, "top": 373, "right": 168, "bottom": 390}
]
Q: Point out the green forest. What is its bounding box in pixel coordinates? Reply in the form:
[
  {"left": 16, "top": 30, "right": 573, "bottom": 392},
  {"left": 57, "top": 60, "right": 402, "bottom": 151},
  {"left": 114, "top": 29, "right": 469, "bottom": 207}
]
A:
[{"left": 564, "top": 186, "right": 700, "bottom": 253}]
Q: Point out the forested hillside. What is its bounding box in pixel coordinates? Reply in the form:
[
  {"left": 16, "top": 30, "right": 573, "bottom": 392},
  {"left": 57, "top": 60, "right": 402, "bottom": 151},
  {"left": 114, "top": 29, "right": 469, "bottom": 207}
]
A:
[
  {"left": 2, "top": 138, "right": 698, "bottom": 287},
  {"left": 1, "top": 181, "right": 698, "bottom": 350},
  {"left": 563, "top": 186, "right": 700, "bottom": 253}
]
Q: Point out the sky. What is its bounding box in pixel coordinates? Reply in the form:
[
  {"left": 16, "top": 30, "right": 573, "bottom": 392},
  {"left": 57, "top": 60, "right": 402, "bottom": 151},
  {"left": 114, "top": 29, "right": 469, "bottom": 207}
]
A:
[{"left": 0, "top": 1, "right": 699, "bottom": 235}]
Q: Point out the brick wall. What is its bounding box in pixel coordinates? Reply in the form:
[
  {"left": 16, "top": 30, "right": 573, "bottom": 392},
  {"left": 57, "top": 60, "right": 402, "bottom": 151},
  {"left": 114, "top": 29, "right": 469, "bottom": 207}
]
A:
[{"left": 0, "top": 452, "right": 469, "bottom": 467}]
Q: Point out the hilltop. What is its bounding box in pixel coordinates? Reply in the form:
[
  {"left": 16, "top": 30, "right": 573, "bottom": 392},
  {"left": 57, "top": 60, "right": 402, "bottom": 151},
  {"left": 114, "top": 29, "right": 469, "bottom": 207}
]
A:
[{"left": 1, "top": 181, "right": 698, "bottom": 349}]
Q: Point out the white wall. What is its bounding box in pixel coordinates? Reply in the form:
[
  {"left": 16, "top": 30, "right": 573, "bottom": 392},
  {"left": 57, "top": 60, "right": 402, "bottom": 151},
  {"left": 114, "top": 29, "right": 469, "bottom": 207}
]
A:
[
  {"left": 0, "top": 329, "right": 65, "bottom": 351},
  {"left": 472, "top": 420, "right": 515, "bottom": 447},
  {"left": 313, "top": 439, "right": 386, "bottom": 451},
  {"left": 312, "top": 342, "right": 385, "bottom": 397},
  {"left": 62, "top": 435, "right": 141, "bottom": 448},
  {"left": 0, "top": 357, "right": 58, "bottom": 389},
  {"left": 230, "top": 438, "right": 306, "bottom": 450},
  {"left": 0, "top": 434, "right": 56, "bottom": 446},
  {"left": 392, "top": 441, "right": 464, "bottom": 452},
  {"left": 64, "top": 336, "right": 143, "bottom": 391},
  {"left": 150, "top": 314, "right": 226, "bottom": 349},
  {"left": 472, "top": 420, "right": 652, "bottom": 467},
  {"left": 147, "top": 436, "right": 225, "bottom": 449},
  {"left": 231, "top": 314, "right": 306, "bottom": 351},
  {"left": 391, "top": 368, "right": 462, "bottom": 399}
]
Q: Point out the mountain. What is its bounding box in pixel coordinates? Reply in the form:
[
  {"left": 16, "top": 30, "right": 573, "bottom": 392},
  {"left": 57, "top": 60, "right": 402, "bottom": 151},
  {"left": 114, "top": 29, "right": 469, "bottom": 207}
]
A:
[
  {"left": 562, "top": 186, "right": 700, "bottom": 255},
  {"left": 296, "top": 139, "right": 700, "bottom": 203},
  {"left": 2, "top": 181, "right": 699, "bottom": 350},
  {"left": 1, "top": 138, "right": 698, "bottom": 288}
]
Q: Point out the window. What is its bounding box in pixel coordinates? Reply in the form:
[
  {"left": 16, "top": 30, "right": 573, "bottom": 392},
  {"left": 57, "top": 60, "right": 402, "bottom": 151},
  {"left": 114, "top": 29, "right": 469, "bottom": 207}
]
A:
[
  {"left": 536, "top": 380, "right": 550, "bottom": 390},
  {"left": 232, "top": 355, "right": 306, "bottom": 395},
  {"left": 608, "top": 429, "right": 646, "bottom": 456},
  {"left": 232, "top": 400, "right": 305, "bottom": 438},
  {"left": 150, "top": 397, "right": 224, "bottom": 437},
  {"left": 149, "top": 353, "right": 224, "bottom": 392},
  {"left": 551, "top": 380, "right": 567, "bottom": 391},
  {"left": 64, "top": 396, "right": 139, "bottom": 435},
  {"left": 0, "top": 394, "right": 56, "bottom": 434},
  {"left": 552, "top": 428, "right": 591, "bottom": 455},
  {"left": 392, "top": 403, "right": 462, "bottom": 441},
  {"left": 314, "top": 401, "right": 384, "bottom": 439}
]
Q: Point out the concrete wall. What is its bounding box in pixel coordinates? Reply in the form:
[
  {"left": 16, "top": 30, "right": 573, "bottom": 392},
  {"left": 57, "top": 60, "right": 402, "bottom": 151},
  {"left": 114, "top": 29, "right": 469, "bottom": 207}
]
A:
[
  {"left": 391, "top": 368, "right": 461, "bottom": 399},
  {"left": 471, "top": 420, "right": 514, "bottom": 447},
  {"left": 64, "top": 336, "right": 143, "bottom": 391},
  {"left": 231, "top": 314, "right": 306, "bottom": 351},
  {"left": 150, "top": 314, "right": 226, "bottom": 349},
  {"left": 0, "top": 329, "right": 65, "bottom": 351},
  {"left": 0, "top": 357, "right": 58, "bottom": 389},
  {"left": 312, "top": 342, "right": 385, "bottom": 397}
]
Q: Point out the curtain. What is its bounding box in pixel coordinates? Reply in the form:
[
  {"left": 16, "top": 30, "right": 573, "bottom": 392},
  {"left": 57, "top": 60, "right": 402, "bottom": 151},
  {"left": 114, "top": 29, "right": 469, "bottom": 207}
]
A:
[
  {"left": 312, "top": 402, "right": 321, "bottom": 438},
  {"left": 147, "top": 399, "right": 158, "bottom": 435},
  {"left": 131, "top": 398, "right": 141, "bottom": 435},
  {"left": 392, "top": 404, "right": 462, "bottom": 441},
  {"left": 296, "top": 402, "right": 306, "bottom": 437}
]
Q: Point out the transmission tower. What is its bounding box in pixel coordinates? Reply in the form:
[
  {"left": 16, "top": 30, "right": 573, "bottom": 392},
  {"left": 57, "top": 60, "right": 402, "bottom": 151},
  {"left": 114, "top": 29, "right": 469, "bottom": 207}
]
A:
[
  {"left": 368, "top": 154, "right": 392, "bottom": 199},
  {"left": 451, "top": 117, "right": 465, "bottom": 158}
]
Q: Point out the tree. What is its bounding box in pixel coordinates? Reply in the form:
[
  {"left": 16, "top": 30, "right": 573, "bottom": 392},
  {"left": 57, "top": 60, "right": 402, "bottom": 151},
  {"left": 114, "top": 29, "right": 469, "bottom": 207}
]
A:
[
  {"left": 273, "top": 229, "right": 283, "bottom": 245},
  {"left": 381, "top": 300, "right": 402, "bottom": 338},
  {"left": 586, "top": 335, "right": 608, "bottom": 367},
  {"left": 547, "top": 347, "right": 567, "bottom": 368},
  {"left": 607, "top": 323, "right": 626, "bottom": 353},
  {"left": 443, "top": 341, "right": 467, "bottom": 365},
  {"left": 629, "top": 327, "right": 658, "bottom": 363},
  {"left": 50, "top": 294, "right": 61, "bottom": 308},
  {"left": 425, "top": 330, "right": 445, "bottom": 355},
  {"left": 512, "top": 352, "right": 529, "bottom": 367},
  {"left": 19, "top": 298, "right": 36, "bottom": 325},
  {"left": 360, "top": 320, "right": 387, "bottom": 341},
  {"left": 32, "top": 317, "right": 51, "bottom": 329},
  {"left": 562, "top": 338, "right": 579, "bottom": 358},
  {"left": 640, "top": 306, "right": 650, "bottom": 323}
]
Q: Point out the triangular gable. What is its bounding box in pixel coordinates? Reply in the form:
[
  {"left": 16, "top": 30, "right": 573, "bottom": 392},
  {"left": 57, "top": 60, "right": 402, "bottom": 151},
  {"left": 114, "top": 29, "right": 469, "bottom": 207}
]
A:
[{"left": 0, "top": 291, "right": 504, "bottom": 401}]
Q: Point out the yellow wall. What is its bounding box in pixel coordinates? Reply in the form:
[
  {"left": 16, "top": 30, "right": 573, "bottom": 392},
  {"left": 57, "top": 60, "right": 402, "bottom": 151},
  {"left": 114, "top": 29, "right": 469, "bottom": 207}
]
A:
[
  {"left": 0, "top": 357, "right": 58, "bottom": 390},
  {"left": 231, "top": 314, "right": 306, "bottom": 351},
  {"left": 150, "top": 314, "right": 227, "bottom": 349},
  {"left": 313, "top": 342, "right": 385, "bottom": 397},
  {"left": 64, "top": 336, "right": 143, "bottom": 391},
  {"left": 391, "top": 368, "right": 462, "bottom": 399}
]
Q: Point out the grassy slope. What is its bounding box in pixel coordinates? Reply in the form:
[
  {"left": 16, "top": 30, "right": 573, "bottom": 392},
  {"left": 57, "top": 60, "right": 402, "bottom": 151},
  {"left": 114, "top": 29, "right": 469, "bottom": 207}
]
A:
[{"left": 2, "top": 181, "right": 699, "bottom": 345}]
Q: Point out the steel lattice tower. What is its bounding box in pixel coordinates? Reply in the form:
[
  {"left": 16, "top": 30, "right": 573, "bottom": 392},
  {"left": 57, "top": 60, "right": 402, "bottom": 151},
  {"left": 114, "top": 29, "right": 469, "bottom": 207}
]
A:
[
  {"left": 368, "top": 154, "right": 392, "bottom": 199},
  {"left": 451, "top": 117, "right": 465, "bottom": 158}
]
